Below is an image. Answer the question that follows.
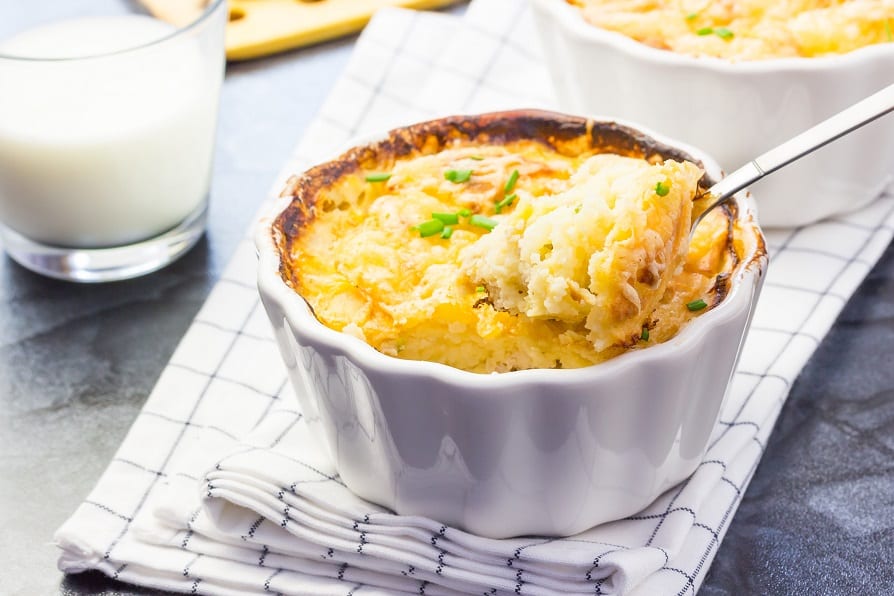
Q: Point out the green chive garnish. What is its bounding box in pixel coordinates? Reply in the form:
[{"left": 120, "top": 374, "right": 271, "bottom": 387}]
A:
[
  {"left": 470, "top": 214, "right": 498, "bottom": 231},
  {"left": 685, "top": 12, "right": 698, "bottom": 21},
  {"left": 886, "top": 20, "right": 892, "bottom": 42},
  {"left": 696, "top": 27, "right": 713, "bottom": 36},
  {"left": 413, "top": 219, "right": 445, "bottom": 238},
  {"left": 714, "top": 27, "right": 734, "bottom": 40},
  {"left": 655, "top": 181, "right": 670, "bottom": 196},
  {"left": 687, "top": 299, "right": 708, "bottom": 311},
  {"left": 432, "top": 212, "right": 459, "bottom": 225},
  {"left": 365, "top": 172, "right": 391, "bottom": 182},
  {"left": 469, "top": 155, "right": 485, "bottom": 161},
  {"left": 504, "top": 169, "right": 520, "bottom": 193},
  {"left": 641, "top": 327, "right": 650, "bottom": 341},
  {"left": 476, "top": 285, "right": 486, "bottom": 293},
  {"left": 441, "top": 226, "right": 454, "bottom": 239},
  {"left": 445, "top": 169, "right": 473, "bottom": 183},
  {"left": 495, "top": 193, "right": 516, "bottom": 214},
  {"left": 458, "top": 208, "right": 472, "bottom": 217}
]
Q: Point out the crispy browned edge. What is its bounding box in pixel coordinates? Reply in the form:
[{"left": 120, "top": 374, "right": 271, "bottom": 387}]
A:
[{"left": 271, "top": 109, "right": 766, "bottom": 307}]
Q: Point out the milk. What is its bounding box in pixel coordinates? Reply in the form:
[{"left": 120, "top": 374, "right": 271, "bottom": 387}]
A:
[{"left": 0, "top": 16, "right": 220, "bottom": 248}]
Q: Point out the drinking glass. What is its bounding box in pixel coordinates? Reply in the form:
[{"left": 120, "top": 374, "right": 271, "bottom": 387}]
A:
[{"left": 0, "top": 0, "right": 227, "bottom": 281}]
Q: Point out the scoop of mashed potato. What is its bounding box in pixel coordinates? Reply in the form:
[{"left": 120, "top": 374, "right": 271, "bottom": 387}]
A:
[{"left": 461, "top": 154, "right": 702, "bottom": 351}]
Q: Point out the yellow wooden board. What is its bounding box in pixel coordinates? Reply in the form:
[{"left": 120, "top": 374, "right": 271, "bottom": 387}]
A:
[{"left": 142, "top": 0, "right": 459, "bottom": 61}]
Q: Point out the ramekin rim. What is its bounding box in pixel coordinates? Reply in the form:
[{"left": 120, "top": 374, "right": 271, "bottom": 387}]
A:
[
  {"left": 532, "top": 0, "right": 894, "bottom": 73},
  {"left": 256, "top": 111, "right": 768, "bottom": 391}
]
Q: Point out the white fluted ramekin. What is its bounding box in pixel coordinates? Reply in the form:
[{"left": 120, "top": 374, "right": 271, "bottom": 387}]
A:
[
  {"left": 257, "top": 110, "right": 767, "bottom": 539},
  {"left": 532, "top": 0, "right": 894, "bottom": 227}
]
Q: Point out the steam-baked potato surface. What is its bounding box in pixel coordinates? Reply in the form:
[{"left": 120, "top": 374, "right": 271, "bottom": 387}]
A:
[
  {"left": 570, "top": 0, "right": 894, "bottom": 60},
  {"left": 274, "top": 113, "right": 739, "bottom": 373}
]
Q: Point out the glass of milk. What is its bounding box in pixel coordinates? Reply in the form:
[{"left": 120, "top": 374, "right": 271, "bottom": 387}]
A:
[{"left": 0, "top": 0, "right": 227, "bottom": 282}]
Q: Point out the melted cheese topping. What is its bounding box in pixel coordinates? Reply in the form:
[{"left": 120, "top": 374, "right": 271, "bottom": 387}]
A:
[
  {"left": 289, "top": 140, "right": 730, "bottom": 373},
  {"left": 570, "top": 0, "right": 894, "bottom": 60}
]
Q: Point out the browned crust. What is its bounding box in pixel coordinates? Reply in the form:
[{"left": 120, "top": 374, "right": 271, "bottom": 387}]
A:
[
  {"left": 740, "top": 193, "right": 770, "bottom": 295},
  {"left": 710, "top": 202, "right": 737, "bottom": 307},
  {"left": 271, "top": 110, "right": 751, "bottom": 303}
]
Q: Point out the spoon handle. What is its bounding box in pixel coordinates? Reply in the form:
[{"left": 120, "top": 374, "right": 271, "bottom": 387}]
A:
[{"left": 700, "top": 82, "right": 894, "bottom": 220}]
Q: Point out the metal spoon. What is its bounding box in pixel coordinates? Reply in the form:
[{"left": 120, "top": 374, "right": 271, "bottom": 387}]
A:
[{"left": 692, "top": 82, "right": 894, "bottom": 231}]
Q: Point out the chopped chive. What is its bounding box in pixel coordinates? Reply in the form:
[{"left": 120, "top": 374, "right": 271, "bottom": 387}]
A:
[
  {"left": 440, "top": 226, "right": 454, "bottom": 239},
  {"left": 432, "top": 212, "right": 459, "bottom": 225},
  {"left": 655, "top": 181, "right": 671, "bottom": 196},
  {"left": 504, "top": 169, "right": 520, "bottom": 193},
  {"left": 495, "top": 193, "right": 516, "bottom": 214},
  {"left": 458, "top": 208, "right": 472, "bottom": 217},
  {"left": 476, "top": 285, "right": 486, "bottom": 293},
  {"left": 685, "top": 12, "right": 698, "bottom": 21},
  {"left": 445, "top": 169, "right": 473, "bottom": 183},
  {"left": 886, "top": 20, "right": 892, "bottom": 42},
  {"left": 469, "top": 155, "right": 485, "bottom": 161},
  {"left": 696, "top": 27, "right": 713, "bottom": 36},
  {"left": 470, "top": 214, "right": 498, "bottom": 231},
  {"left": 413, "top": 219, "right": 445, "bottom": 237},
  {"left": 714, "top": 27, "right": 734, "bottom": 40},
  {"left": 641, "top": 326, "right": 650, "bottom": 341},
  {"left": 687, "top": 298, "right": 708, "bottom": 311},
  {"left": 574, "top": 205, "right": 581, "bottom": 214},
  {"left": 365, "top": 172, "right": 392, "bottom": 182}
]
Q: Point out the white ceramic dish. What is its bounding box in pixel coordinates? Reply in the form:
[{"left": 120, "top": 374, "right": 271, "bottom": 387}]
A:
[
  {"left": 257, "top": 111, "right": 767, "bottom": 538},
  {"left": 532, "top": 0, "right": 894, "bottom": 227}
]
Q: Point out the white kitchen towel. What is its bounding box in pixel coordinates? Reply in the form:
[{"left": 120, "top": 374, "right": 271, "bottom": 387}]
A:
[{"left": 55, "top": 1, "right": 894, "bottom": 595}]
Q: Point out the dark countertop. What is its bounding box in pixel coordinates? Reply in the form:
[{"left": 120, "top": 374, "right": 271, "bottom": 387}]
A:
[
  {"left": 702, "top": 240, "right": 894, "bottom": 595},
  {"left": 2, "top": 14, "right": 893, "bottom": 596}
]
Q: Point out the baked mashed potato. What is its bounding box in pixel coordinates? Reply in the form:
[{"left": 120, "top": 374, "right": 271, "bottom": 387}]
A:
[
  {"left": 274, "top": 114, "right": 737, "bottom": 373},
  {"left": 462, "top": 155, "right": 701, "bottom": 353},
  {"left": 570, "top": 0, "right": 894, "bottom": 60}
]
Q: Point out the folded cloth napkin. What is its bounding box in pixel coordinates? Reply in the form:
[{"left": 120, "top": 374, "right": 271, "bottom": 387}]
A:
[{"left": 55, "top": 1, "right": 894, "bottom": 594}]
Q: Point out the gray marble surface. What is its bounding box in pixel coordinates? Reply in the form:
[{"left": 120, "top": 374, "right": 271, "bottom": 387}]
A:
[{"left": 2, "top": 9, "right": 894, "bottom": 596}]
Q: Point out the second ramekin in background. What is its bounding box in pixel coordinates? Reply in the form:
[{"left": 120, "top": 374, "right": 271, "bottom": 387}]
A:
[{"left": 532, "top": 0, "right": 894, "bottom": 227}]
